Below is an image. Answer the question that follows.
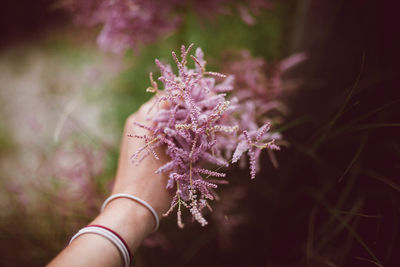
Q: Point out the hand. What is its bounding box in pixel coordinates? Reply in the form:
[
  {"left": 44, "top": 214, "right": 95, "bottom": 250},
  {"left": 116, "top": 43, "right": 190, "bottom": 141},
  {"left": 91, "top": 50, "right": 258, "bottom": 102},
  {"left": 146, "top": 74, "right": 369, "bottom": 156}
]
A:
[
  {"left": 92, "top": 97, "right": 173, "bottom": 249},
  {"left": 112, "top": 97, "right": 173, "bottom": 217}
]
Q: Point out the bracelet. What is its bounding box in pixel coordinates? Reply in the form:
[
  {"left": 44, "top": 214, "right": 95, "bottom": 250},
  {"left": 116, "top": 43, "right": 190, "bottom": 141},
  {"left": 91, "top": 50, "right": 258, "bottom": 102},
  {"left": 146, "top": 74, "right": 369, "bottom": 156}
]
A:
[
  {"left": 101, "top": 193, "right": 160, "bottom": 232},
  {"left": 69, "top": 225, "right": 132, "bottom": 267}
]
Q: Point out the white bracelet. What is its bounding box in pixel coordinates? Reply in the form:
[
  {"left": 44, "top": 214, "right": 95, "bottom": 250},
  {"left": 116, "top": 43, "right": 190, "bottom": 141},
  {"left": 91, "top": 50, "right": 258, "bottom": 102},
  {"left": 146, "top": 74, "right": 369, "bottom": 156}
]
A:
[
  {"left": 101, "top": 193, "right": 160, "bottom": 232},
  {"left": 69, "top": 225, "right": 131, "bottom": 267}
]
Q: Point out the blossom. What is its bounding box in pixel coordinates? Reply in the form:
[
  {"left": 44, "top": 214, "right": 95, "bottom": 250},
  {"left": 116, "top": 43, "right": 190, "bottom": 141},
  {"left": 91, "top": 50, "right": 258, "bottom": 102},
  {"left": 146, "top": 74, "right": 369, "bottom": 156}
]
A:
[
  {"left": 222, "top": 49, "right": 306, "bottom": 133},
  {"left": 232, "top": 123, "right": 280, "bottom": 179},
  {"left": 63, "top": 0, "right": 272, "bottom": 53},
  {"left": 130, "top": 44, "right": 280, "bottom": 226},
  {"left": 64, "top": 0, "right": 179, "bottom": 53}
]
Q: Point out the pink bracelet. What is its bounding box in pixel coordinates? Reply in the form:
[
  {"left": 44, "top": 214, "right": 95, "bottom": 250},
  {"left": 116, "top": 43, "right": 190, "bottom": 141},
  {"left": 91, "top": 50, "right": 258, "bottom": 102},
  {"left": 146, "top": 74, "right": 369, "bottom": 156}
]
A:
[
  {"left": 88, "top": 224, "right": 132, "bottom": 263},
  {"left": 69, "top": 225, "right": 132, "bottom": 267}
]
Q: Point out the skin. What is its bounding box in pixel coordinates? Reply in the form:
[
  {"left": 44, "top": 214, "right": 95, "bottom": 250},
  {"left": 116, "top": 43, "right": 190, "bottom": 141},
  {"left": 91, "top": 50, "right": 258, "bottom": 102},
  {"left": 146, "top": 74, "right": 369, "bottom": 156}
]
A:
[{"left": 48, "top": 98, "right": 173, "bottom": 267}]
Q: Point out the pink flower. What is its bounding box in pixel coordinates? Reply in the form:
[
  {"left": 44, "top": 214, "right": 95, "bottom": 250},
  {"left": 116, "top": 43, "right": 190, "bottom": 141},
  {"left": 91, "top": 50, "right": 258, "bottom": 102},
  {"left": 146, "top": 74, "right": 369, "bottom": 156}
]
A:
[
  {"left": 130, "top": 45, "right": 281, "bottom": 226},
  {"left": 63, "top": 0, "right": 273, "bottom": 53}
]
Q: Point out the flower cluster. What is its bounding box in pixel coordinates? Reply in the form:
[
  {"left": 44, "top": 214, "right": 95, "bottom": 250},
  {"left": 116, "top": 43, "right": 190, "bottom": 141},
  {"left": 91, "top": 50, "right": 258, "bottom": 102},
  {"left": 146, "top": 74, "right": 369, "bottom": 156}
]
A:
[
  {"left": 222, "top": 50, "right": 306, "bottom": 114},
  {"left": 63, "top": 0, "right": 179, "bottom": 53},
  {"left": 63, "top": 0, "right": 272, "bottom": 53},
  {"left": 130, "top": 44, "right": 279, "bottom": 227},
  {"left": 220, "top": 50, "right": 305, "bottom": 168}
]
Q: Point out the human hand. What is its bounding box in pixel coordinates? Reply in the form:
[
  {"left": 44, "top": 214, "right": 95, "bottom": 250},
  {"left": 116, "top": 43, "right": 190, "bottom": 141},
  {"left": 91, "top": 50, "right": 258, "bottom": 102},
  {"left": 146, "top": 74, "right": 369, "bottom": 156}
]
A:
[
  {"left": 90, "top": 97, "right": 173, "bottom": 250},
  {"left": 112, "top": 97, "right": 173, "bottom": 217}
]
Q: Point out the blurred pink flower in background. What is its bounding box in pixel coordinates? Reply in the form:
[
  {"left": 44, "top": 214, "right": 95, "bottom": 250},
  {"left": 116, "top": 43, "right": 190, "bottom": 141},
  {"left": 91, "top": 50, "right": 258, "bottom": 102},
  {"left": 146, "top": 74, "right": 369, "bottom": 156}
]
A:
[{"left": 63, "top": 0, "right": 272, "bottom": 53}]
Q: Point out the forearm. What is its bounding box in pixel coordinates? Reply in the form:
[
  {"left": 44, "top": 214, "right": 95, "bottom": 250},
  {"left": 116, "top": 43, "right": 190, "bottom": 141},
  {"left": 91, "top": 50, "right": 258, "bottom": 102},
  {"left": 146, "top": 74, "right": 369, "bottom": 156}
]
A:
[
  {"left": 47, "top": 199, "right": 153, "bottom": 267},
  {"left": 48, "top": 98, "right": 172, "bottom": 267}
]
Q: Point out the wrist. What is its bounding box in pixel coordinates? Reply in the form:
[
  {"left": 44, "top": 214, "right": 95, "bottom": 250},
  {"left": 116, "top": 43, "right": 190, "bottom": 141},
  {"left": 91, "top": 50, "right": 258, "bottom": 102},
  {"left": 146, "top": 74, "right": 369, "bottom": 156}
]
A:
[{"left": 91, "top": 197, "right": 154, "bottom": 252}]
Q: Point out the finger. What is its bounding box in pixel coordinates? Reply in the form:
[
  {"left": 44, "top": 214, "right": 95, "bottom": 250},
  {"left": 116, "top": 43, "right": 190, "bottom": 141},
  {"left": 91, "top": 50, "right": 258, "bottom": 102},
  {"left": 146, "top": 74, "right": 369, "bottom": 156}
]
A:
[{"left": 139, "top": 95, "right": 171, "bottom": 119}]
